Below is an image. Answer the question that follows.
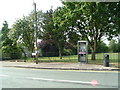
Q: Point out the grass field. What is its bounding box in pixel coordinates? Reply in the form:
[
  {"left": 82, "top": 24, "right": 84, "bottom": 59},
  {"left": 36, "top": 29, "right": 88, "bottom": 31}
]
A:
[{"left": 27, "top": 53, "right": 119, "bottom": 64}]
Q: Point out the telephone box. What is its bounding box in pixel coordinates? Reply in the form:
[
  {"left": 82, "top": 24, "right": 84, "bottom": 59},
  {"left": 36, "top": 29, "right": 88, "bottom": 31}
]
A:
[{"left": 78, "top": 41, "right": 88, "bottom": 63}]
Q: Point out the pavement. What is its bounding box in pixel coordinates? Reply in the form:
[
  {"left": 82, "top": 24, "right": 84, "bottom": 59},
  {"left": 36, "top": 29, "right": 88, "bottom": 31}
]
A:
[{"left": 0, "top": 61, "right": 119, "bottom": 71}]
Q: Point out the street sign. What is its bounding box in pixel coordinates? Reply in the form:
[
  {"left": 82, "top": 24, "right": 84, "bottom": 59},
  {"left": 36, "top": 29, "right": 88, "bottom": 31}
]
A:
[
  {"left": 78, "top": 41, "right": 88, "bottom": 63},
  {"left": 32, "top": 53, "right": 36, "bottom": 56}
]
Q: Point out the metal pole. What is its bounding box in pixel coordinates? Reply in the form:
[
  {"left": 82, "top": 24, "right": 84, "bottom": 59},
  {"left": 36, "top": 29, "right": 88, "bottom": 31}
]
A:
[{"left": 33, "top": 2, "right": 38, "bottom": 64}]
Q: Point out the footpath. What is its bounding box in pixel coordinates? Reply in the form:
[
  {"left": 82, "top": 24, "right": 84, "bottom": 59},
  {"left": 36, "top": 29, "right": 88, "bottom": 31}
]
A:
[{"left": 0, "top": 61, "right": 119, "bottom": 71}]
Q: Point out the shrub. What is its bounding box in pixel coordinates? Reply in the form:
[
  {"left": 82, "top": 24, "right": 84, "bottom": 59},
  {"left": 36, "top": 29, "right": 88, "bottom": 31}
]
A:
[
  {"left": 62, "top": 49, "right": 73, "bottom": 56},
  {"left": 10, "top": 46, "right": 22, "bottom": 59}
]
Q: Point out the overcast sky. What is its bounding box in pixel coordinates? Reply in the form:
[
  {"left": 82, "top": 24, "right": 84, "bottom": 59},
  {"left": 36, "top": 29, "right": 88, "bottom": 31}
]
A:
[
  {"left": 0, "top": 0, "right": 114, "bottom": 45},
  {"left": 0, "top": 0, "right": 63, "bottom": 28}
]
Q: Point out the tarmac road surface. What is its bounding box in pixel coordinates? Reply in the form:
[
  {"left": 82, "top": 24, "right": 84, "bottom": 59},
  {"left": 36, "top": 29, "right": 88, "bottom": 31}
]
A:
[{"left": 0, "top": 67, "right": 119, "bottom": 88}]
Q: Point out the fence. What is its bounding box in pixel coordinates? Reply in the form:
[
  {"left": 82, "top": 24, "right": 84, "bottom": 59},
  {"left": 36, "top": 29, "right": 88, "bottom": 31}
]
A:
[
  {"left": 1, "top": 51, "right": 119, "bottom": 68},
  {"left": 28, "top": 52, "right": 119, "bottom": 68},
  {"left": 87, "top": 53, "right": 119, "bottom": 68}
]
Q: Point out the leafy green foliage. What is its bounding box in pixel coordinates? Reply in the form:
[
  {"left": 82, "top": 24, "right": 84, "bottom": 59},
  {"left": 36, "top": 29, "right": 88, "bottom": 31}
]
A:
[
  {"left": 52, "top": 7, "right": 68, "bottom": 59},
  {"left": 109, "top": 40, "right": 120, "bottom": 53},
  {"left": 1, "top": 21, "right": 22, "bottom": 59},
  {"left": 1, "top": 21, "right": 12, "bottom": 46},
  {"left": 61, "top": 2, "right": 119, "bottom": 60},
  {"left": 39, "top": 40, "right": 59, "bottom": 57},
  {"left": 1, "top": 2, "right": 119, "bottom": 60},
  {"left": 9, "top": 44, "right": 22, "bottom": 59},
  {"left": 42, "top": 8, "right": 67, "bottom": 58},
  {"left": 9, "top": 17, "right": 34, "bottom": 52},
  {"left": 8, "top": 11, "right": 44, "bottom": 54},
  {"left": 62, "top": 49, "right": 73, "bottom": 56},
  {"left": 96, "top": 42, "right": 109, "bottom": 53}
]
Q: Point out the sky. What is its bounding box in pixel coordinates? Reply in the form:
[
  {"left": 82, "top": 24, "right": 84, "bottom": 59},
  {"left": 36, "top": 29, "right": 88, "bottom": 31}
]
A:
[
  {"left": 0, "top": 0, "right": 63, "bottom": 28},
  {"left": 0, "top": 0, "right": 113, "bottom": 45}
]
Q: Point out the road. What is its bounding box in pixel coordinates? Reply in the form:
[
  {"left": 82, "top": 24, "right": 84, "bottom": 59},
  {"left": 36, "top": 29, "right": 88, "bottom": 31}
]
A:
[{"left": 0, "top": 67, "right": 119, "bottom": 88}]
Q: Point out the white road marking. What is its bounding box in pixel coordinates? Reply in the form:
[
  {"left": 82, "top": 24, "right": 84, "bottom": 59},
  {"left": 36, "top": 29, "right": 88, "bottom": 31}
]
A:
[
  {"left": 27, "top": 77, "right": 99, "bottom": 85},
  {"left": 0, "top": 74, "right": 8, "bottom": 77}
]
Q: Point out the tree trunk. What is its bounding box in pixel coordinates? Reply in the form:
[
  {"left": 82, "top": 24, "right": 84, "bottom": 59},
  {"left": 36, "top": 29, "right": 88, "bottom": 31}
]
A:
[
  {"left": 91, "top": 51, "right": 96, "bottom": 60},
  {"left": 22, "top": 49, "right": 27, "bottom": 62},
  {"left": 20, "top": 47, "right": 27, "bottom": 62},
  {"left": 23, "top": 52, "right": 27, "bottom": 62},
  {"left": 90, "top": 38, "right": 97, "bottom": 60},
  {"left": 58, "top": 45, "right": 62, "bottom": 59},
  {"left": 91, "top": 44, "right": 96, "bottom": 60}
]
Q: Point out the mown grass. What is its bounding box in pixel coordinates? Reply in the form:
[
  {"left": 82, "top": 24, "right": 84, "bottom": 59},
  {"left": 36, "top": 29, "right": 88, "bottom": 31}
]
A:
[
  {"left": 26, "top": 53, "right": 119, "bottom": 64},
  {"left": 27, "top": 55, "right": 78, "bottom": 63}
]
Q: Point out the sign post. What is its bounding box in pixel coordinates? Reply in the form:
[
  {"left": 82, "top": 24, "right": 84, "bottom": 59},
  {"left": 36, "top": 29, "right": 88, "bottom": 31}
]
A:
[
  {"left": 33, "top": 2, "right": 38, "bottom": 64},
  {"left": 78, "top": 41, "right": 88, "bottom": 63}
]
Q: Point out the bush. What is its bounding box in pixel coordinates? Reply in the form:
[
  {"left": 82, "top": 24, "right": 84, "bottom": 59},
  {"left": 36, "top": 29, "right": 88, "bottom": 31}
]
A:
[
  {"left": 42, "top": 52, "right": 59, "bottom": 57},
  {"left": 64, "top": 42, "right": 77, "bottom": 55},
  {"left": 2, "top": 45, "right": 22, "bottom": 59},
  {"left": 62, "top": 49, "right": 73, "bottom": 56},
  {"left": 41, "top": 41, "right": 59, "bottom": 57},
  {"left": 10, "top": 46, "right": 22, "bottom": 59},
  {"left": 2, "top": 46, "right": 11, "bottom": 59}
]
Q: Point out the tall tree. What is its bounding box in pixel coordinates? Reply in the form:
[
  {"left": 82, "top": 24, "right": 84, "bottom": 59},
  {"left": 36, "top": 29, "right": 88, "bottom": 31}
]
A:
[
  {"left": 1, "top": 21, "right": 12, "bottom": 46},
  {"left": 53, "top": 7, "right": 71, "bottom": 59},
  {"left": 62, "top": 2, "right": 119, "bottom": 60},
  {"left": 9, "top": 17, "right": 34, "bottom": 52},
  {"left": 1, "top": 21, "right": 22, "bottom": 59},
  {"left": 42, "top": 8, "right": 66, "bottom": 59},
  {"left": 1, "top": 21, "right": 12, "bottom": 56},
  {"left": 8, "top": 11, "right": 44, "bottom": 57}
]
